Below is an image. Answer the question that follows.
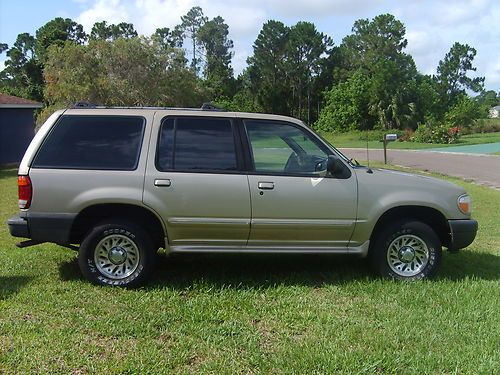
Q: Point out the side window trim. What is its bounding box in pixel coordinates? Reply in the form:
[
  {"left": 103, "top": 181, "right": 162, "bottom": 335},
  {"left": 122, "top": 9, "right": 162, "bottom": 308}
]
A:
[{"left": 156, "top": 115, "right": 244, "bottom": 174}]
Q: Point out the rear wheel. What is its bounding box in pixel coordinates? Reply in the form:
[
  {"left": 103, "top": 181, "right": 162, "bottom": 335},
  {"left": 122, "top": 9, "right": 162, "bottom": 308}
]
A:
[
  {"left": 370, "top": 220, "right": 442, "bottom": 280},
  {"left": 78, "top": 220, "right": 154, "bottom": 287}
]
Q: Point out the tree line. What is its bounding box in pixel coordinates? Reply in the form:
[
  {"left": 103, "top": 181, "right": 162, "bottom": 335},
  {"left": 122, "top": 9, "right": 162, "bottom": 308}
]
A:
[{"left": 1, "top": 7, "right": 499, "bottom": 133}]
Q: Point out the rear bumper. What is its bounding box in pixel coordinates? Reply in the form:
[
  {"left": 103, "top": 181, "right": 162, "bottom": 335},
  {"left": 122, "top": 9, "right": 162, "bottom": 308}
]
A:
[
  {"left": 7, "top": 213, "right": 76, "bottom": 245},
  {"left": 7, "top": 216, "right": 30, "bottom": 238},
  {"left": 448, "top": 219, "right": 478, "bottom": 251}
]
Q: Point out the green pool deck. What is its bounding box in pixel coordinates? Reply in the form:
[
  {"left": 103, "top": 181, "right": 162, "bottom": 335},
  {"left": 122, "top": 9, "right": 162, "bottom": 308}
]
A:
[{"left": 425, "top": 142, "right": 500, "bottom": 155}]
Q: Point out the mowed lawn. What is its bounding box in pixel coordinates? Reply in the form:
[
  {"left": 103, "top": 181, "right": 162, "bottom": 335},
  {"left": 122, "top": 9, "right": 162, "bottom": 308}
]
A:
[
  {"left": 321, "top": 130, "right": 500, "bottom": 150},
  {"left": 0, "top": 168, "right": 499, "bottom": 374}
]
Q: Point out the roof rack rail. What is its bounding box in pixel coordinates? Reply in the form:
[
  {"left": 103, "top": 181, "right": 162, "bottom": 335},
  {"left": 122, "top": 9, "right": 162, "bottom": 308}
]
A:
[
  {"left": 72, "top": 101, "right": 97, "bottom": 108},
  {"left": 201, "top": 102, "right": 226, "bottom": 111}
]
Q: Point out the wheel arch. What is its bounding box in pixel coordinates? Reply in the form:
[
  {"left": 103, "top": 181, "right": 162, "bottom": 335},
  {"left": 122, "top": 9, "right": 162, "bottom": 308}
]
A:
[
  {"left": 369, "top": 205, "right": 450, "bottom": 252},
  {"left": 70, "top": 203, "right": 167, "bottom": 249}
]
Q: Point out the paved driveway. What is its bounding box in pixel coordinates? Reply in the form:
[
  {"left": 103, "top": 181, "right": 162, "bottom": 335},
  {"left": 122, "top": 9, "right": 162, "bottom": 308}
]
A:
[{"left": 340, "top": 148, "right": 500, "bottom": 189}]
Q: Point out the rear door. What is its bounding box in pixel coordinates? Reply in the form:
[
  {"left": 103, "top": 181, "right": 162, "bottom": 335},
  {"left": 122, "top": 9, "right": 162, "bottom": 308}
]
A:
[
  {"left": 243, "top": 119, "right": 357, "bottom": 249},
  {"left": 143, "top": 114, "right": 251, "bottom": 250}
]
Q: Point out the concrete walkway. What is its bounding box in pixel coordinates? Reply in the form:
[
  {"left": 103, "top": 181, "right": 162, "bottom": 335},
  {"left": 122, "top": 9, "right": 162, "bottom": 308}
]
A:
[{"left": 340, "top": 148, "right": 500, "bottom": 189}]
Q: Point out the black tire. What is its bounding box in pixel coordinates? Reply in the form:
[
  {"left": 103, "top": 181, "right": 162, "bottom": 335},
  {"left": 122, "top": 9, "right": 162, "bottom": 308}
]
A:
[
  {"left": 78, "top": 220, "right": 155, "bottom": 287},
  {"left": 370, "top": 220, "right": 442, "bottom": 280}
]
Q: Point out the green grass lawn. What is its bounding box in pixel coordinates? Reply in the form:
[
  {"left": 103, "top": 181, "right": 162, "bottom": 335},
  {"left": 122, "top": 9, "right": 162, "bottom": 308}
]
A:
[
  {"left": 321, "top": 131, "right": 500, "bottom": 150},
  {"left": 0, "top": 168, "right": 499, "bottom": 374}
]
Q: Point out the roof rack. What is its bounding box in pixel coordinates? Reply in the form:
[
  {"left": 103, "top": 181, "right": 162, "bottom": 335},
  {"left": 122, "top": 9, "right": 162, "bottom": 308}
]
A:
[
  {"left": 69, "top": 101, "right": 227, "bottom": 112},
  {"left": 72, "top": 101, "right": 97, "bottom": 108},
  {"left": 200, "top": 102, "right": 226, "bottom": 111}
]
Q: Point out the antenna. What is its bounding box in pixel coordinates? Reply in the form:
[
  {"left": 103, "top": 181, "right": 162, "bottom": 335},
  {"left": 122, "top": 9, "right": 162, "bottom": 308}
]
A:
[{"left": 366, "top": 130, "right": 370, "bottom": 167}]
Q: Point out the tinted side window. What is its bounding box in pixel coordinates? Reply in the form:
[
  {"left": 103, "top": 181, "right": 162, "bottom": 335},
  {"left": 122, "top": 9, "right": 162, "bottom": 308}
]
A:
[
  {"left": 157, "top": 117, "right": 237, "bottom": 171},
  {"left": 33, "top": 116, "right": 145, "bottom": 170}
]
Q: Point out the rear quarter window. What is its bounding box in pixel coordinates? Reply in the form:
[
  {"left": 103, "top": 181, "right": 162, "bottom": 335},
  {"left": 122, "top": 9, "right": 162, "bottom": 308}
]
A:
[{"left": 32, "top": 115, "right": 145, "bottom": 170}]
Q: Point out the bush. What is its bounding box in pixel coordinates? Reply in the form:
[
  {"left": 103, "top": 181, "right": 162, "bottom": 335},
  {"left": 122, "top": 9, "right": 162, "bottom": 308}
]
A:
[
  {"left": 412, "top": 122, "right": 461, "bottom": 144},
  {"left": 461, "top": 118, "right": 500, "bottom": 134},
  {"left": 351, "top": 129, "right": 406, "bottom": 141},
  {"left": 315, "top": 71, "right": 372, "bottom": 132},
  {"left": 445, "top": 96, "right": 482, "bottom": 128}
]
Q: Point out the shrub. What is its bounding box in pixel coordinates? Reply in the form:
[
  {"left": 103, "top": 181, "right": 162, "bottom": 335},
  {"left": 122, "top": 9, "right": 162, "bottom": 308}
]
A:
[
  {"left": 412, "top": 122, "right": 461, "bottom": 144},
  {"left": 315, "top": 71, "right": 372, "bottom": 132},
  {"left": 445, "top": 96, "right": 482, "bottom": 129},
  {"left": 461, "top": 118, "right": 500, "bottom": 134}
]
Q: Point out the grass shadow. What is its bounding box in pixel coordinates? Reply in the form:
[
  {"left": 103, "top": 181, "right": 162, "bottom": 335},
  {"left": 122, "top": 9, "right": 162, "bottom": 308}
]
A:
[
  {"left": 57, "top": 250, "right": 500, "bottom": 289},
  {"left": 0, "top": 169, "right": 18, "bottom": 180},
  {"left": 148, "top": 253, "right": 375, "bottom": 289},
  {"left": 0, "top": 275, "right": 34, "bottom": 299},
  {"left": 438, "top": 250, "right": 500, "bottom": 281},
  {"left": 58, "top": 257, "right": 85, "bottom": 282},
  {"left": 58, "top": 252, "right": 374, "bottom": 288}
]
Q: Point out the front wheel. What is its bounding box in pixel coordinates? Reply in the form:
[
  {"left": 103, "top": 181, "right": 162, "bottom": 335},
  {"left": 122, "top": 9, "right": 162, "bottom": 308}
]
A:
[
  {"left": 78, "top": 221, "right": 154, "bottom": 287},
  {"left": 370, "top": 220, "right": 442, "bottom": 280}
]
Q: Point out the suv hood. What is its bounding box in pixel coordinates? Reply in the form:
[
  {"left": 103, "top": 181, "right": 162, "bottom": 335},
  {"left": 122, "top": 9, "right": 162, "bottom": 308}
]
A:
[
  {"left": 353, "top": 166, "right": 469, "bottom": 219},
  {"left": 373, "top": 168, "right": 465, "bottom": 193}
]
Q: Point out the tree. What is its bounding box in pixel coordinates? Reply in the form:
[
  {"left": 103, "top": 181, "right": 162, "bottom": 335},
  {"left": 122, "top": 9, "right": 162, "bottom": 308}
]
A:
[
  {"left": 35, "top": 17, "right": 86, "bottom": 61},
  {"left": 90, "top": 21, "right": 113, "bottom": 40},
  {"left": 335, "top": 14, "right": 419, "bottom": 129},
  {"left": 197, "top": 16, "right": 234, "bottom": 97},
  {"left": 246, "top": 20, "right": 290, "bottom": 115},
  {"left": 0, "top": 43, "right": 8, "bottom": 54},
  {"left": 43, "top": 37, "right": 205, "bottom": 108},
  {"left": 0, "top": 18, "right": 86, "bottom": 101},
  {"left": 340, "top": 14, "right": 408, "bottom": 75},
  {"left": 90, "top": 21, "right": 138, "bottom": 41},
  {"left": 176, "top": 6, "right": 208, "bottom": 74},
  {"left": 0, "top": 33, "right": 43, "bottom": 100},
  {"left": 286, "top": 21, "right": 332, "bottom": 123},
  {"left": 475, "top": 90, "right": 499, "bottom": 116},
  {"left": 151, "top": 27, "right": 182, "bottom": 50},
  {"left": 315, "top": 70, "right": 372, "bottom": 132},
  {"left": 445, "top": 96, "right": 482, "bottom": 127},
  {"left": 413, "top": 74, "right": 441, "bottom": 124},
  {"left": 435, "top": 42, "right": 484, "bottom": 107}
]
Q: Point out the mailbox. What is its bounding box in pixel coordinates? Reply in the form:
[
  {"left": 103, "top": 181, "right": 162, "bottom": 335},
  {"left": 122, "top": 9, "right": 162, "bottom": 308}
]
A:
[
  {"left": 385, "top": 133, "right": 398, "bottom": 141},
  {"left": 381, "top": 133, "right": 398, "bottom": 164}
]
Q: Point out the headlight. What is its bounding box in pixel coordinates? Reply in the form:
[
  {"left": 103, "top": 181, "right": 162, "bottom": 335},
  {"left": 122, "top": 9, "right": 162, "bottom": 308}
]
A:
[{"left": 458, "top": 194, "right": 472, "bottom": 215}]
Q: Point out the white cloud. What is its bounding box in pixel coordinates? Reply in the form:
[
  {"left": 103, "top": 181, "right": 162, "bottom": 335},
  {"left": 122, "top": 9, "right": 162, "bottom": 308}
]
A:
[
  {"left": 265, "top": 0, "right": 382, "bottom": 17},
  {"left": 77, "top": 0, "right": 131, "bottom": 31},
  {"left": 395, "top": 0, "right": 500, "bottom": 88}
]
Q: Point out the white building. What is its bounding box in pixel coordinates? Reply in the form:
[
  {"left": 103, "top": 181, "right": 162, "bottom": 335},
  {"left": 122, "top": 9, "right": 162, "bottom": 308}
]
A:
[{"left": 489, "top": 105, "right": 500, "bottom": 118}]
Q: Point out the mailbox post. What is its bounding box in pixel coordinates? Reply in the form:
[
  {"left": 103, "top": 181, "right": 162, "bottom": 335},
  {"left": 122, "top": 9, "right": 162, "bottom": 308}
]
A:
[{"left": 383, "top": 133, "right": 398, "bottom": 164}]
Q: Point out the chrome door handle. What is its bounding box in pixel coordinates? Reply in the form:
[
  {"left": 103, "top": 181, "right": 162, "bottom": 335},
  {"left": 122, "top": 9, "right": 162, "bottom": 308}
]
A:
[
  {"left": 154, "top": 179, "right": 171, "bottom": 187},
  {"left": 258, "top": 182, "right": 274, "bottom": 190}
]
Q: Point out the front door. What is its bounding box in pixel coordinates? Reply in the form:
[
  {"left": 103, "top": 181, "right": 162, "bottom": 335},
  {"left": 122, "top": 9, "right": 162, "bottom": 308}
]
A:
[
  {"left": 143, "top": 115, "right": 251, "bottom": 250},
  {"left": 244, "top": 119, "right": 357, "bottom": 249}
]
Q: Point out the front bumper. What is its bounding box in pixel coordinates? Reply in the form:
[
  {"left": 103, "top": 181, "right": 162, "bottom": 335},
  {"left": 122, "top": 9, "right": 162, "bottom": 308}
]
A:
[
  {"left": 448, "top": 219, "right": 478, "bottom": 251},
  {"left": 7, "top": 215, "right": 29, "bottom": 238}
]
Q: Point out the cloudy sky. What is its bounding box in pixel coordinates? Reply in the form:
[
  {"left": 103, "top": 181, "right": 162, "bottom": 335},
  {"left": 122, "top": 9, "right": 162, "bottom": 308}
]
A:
[{"left": 1, "top": 0, "right": 499, "bottom": 91}]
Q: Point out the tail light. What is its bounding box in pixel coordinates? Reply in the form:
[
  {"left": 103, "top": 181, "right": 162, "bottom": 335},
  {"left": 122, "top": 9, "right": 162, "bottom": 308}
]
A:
[{"left": 18, "top": 175, "right": 32, "bottom": 209}]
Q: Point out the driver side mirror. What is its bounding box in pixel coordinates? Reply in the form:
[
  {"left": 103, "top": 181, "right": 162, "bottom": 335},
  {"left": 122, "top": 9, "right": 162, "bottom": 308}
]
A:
[{"left": 327, "top": 155, "right": 344, "bottom": 176}]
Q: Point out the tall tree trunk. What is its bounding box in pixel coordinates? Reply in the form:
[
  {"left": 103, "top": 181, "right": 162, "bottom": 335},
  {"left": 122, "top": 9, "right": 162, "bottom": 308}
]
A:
[{"left": 307, "top": 83, "right": 311, "bottom": 126}]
